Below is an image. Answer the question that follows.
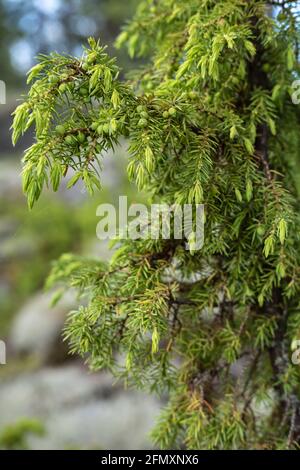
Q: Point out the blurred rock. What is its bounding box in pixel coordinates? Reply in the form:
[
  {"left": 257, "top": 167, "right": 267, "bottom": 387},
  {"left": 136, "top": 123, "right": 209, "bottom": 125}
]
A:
[
  {"left": 0, "top": 235, "right": 36, "bottom": 263},
  {"left": 0, "top": 217, "right": 18, "bottom": 239},
  {"left": 0, "top": 160, "right": 22, "bottom": 200},
  {"left": 0, "top": 364, "right": 161, "bottom": 449},
  {"left": 9, "top": 291, "right": 77, "bottom": 364},
  {"left": 86, "top": 238, "right": 112, "bottom": 262}
]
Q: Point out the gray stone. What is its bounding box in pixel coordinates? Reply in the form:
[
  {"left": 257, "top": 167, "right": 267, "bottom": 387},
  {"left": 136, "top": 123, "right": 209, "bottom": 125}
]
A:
[
  {"left": 0, "top": 160, "right": 22, "bottom": 200},
  {"left": 0, "top": 365, "right": 161, "bottom": 449},
  {"left": 9, "top": 291, "right": 76, "bottom": 363}
]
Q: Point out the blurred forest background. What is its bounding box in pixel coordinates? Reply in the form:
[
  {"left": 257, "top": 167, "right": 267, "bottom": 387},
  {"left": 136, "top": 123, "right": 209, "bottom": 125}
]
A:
[{"left": 0, "top": 0, "right": 161, "bottom": 450}]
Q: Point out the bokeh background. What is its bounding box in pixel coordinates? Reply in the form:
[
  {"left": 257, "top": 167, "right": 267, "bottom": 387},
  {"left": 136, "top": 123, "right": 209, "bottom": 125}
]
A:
[{"left": 0, "top": 0, "right": 162, "bottom": 450}]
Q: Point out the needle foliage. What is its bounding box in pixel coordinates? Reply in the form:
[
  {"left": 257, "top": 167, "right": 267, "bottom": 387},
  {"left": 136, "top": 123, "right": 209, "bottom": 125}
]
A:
[{"left": 12, "top": 0, "right": 300, "bottom": 449}]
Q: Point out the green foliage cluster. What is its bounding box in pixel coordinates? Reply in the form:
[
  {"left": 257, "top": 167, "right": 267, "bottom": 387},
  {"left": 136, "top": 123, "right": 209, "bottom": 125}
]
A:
[
  {"left": 0, "top": 418, "right": 44, "bottom": 450},
  {"left": 12, "top": 0, "right": 300, "bottom": 449}
]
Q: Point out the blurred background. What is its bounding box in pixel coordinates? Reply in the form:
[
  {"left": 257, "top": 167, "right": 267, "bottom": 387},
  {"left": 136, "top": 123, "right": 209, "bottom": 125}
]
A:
[{"left": 0, "top": 0, "right": 162, "bottom": 450}]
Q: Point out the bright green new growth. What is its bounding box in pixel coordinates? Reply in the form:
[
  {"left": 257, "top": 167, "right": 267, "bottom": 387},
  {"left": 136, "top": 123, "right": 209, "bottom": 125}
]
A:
[{"left": 12, "top": 0, "right": 300, "bottom": 449}]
